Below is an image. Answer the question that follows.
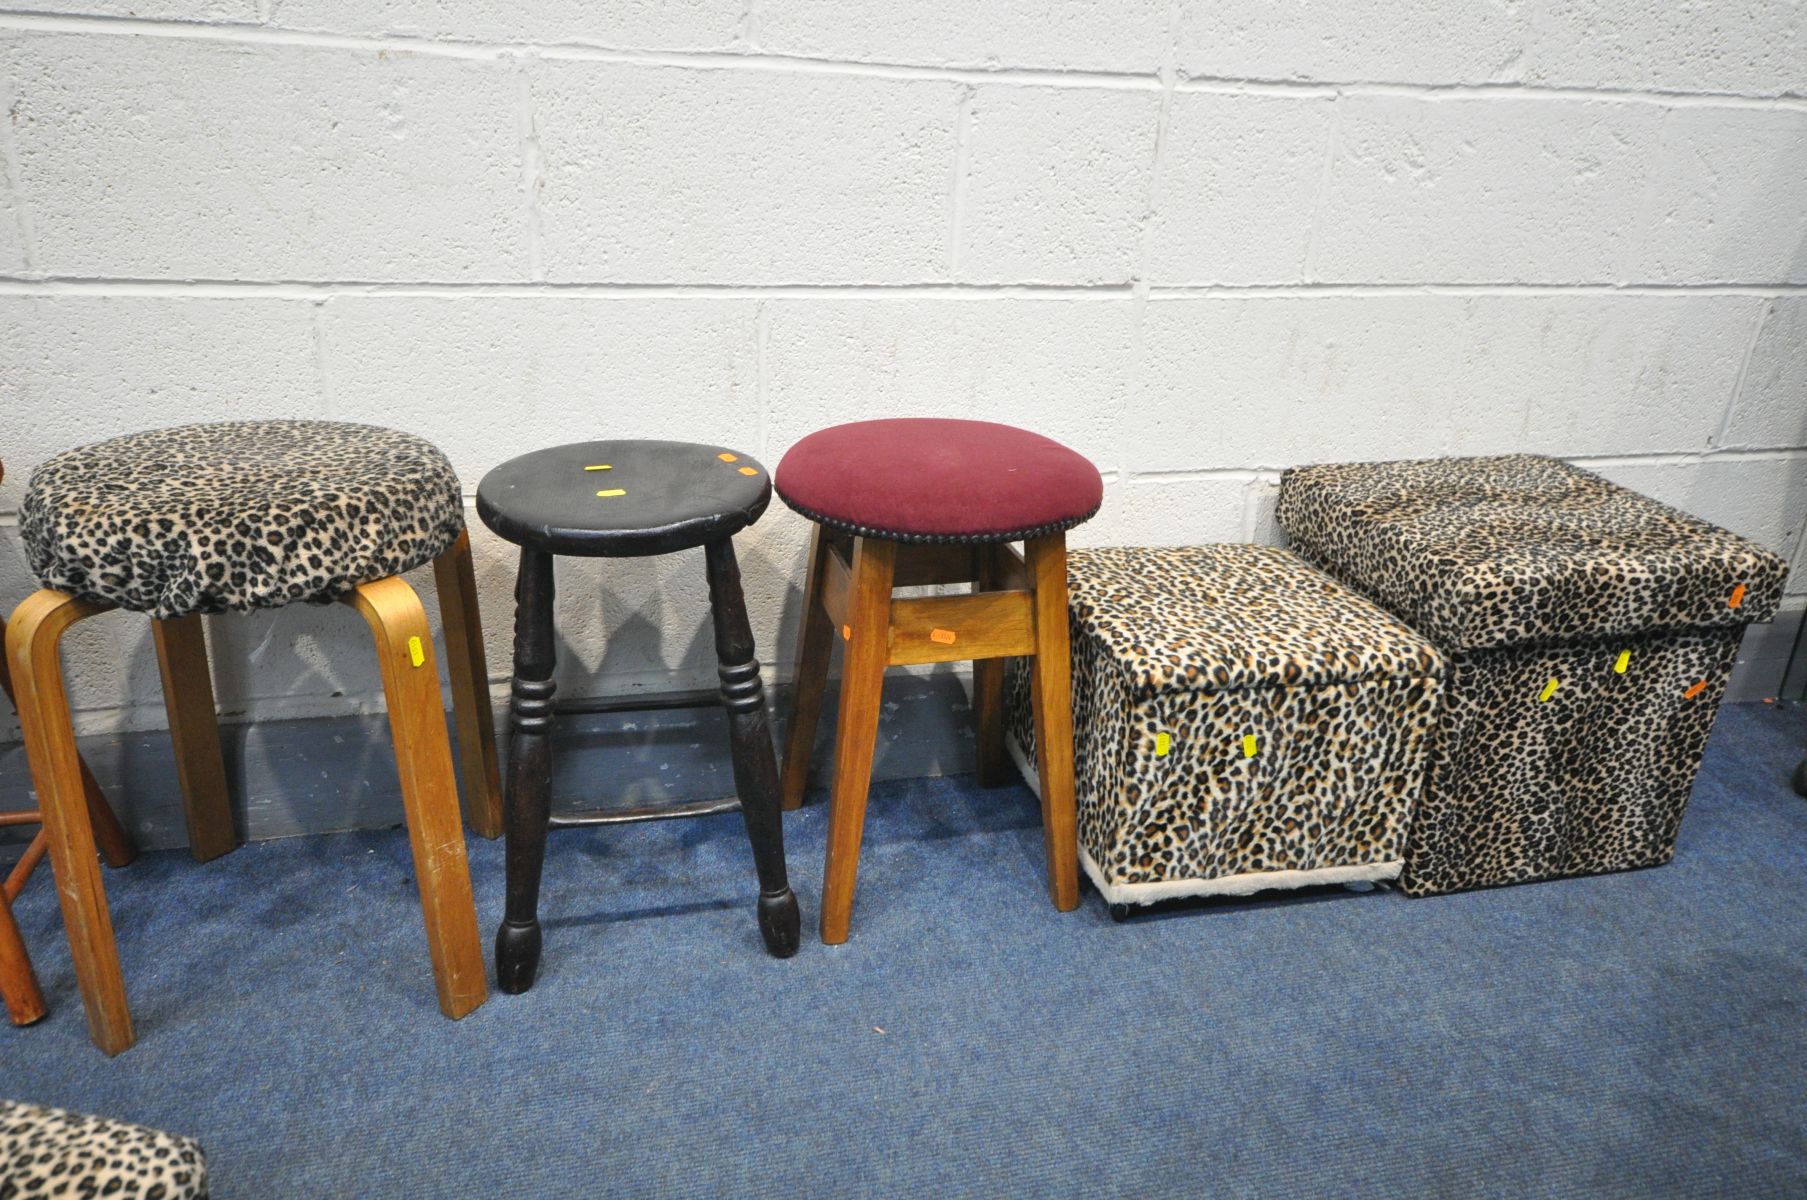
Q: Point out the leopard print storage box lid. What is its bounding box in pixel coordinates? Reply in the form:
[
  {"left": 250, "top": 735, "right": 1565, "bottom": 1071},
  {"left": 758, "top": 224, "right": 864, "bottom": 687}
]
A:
[
  {"left": 1005, "top": 544, "right": 1445, "bottom": 911},
  {"left": 1274, "top": 453, "right": 1787, "bottom": 652},
  {"left": 19, "top": 420, "right": 465, "bottom": 620}
]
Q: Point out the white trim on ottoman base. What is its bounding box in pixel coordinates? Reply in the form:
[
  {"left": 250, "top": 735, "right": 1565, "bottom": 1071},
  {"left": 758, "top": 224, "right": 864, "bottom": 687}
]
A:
[{"left": 1006, "top": 732, "right": 1402, "bottom": 910}]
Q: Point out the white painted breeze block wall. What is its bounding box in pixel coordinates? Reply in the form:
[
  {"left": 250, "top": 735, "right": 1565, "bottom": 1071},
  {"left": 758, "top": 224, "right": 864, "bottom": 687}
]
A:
[{"left": 1, "top": 1, "right": 1805, "bottom": 737}]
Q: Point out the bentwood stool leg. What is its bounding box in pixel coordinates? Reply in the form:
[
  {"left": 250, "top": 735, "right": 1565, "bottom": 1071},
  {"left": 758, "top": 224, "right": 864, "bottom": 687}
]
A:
[
  {"left": 779, "top": 525, "right": 836, "bottom": 811},
  {"left": 496, "top": 547, "right": 556, "bottom": 993},
  {"left": 820, "top": 537, "right": 897, "bottom": 946},
  {"left": 0, "top": 612, "right": 135, "bottom": 871},
  {"left": 432, "top": 530, "right": 505, "bottom": 840},
  {"left": 6, "top": 589, "right": 134, "bottom": 1054},
  {"left": 704, "top": 538, "right": 802, "bottom": 958},
  {"left": 344, "top": 576, "right": 487, "bottom": 1020},
  {"left": 150, "top": 614, "right": 238, "bottom": 863},
  {"left": 1025, "top": 534, "right": 1080, "bottom": 912}
]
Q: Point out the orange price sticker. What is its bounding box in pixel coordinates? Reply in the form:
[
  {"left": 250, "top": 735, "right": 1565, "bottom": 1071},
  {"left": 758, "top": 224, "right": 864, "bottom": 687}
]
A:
[
  {"left": 841, "top": 624, "right": 851, "bottom": 642},
  {"left": 1729, "top": 583, "right": 1747, "bottom": 610},
  {"left": 929, "top": 628, "right": 956, "bottom": 645},
  {"left": 738, "top": 466, "right": 759, "bottom": 476},
  {"left": 718, "top": 452, "right": 739, "bottom": 463},
  {"left": 1683, "top": 680, "right": 1708, "bottom": 700}
]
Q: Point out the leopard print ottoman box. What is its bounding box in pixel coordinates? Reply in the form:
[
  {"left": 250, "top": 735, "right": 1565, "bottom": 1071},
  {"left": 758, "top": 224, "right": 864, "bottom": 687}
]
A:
[
  {"left": 1277, "top": 454, "right": 1789, "bottom": 897},
  {"left": 1004, "top": 545, "right": 1445, "bottom": 915}
]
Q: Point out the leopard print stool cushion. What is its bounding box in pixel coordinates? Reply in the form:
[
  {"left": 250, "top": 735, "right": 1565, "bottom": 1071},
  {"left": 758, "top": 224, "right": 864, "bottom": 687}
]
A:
[
  {"left": 1, "top": 1100, "right": 207, "bottom": 1198},
  {"left": 1005, "top": 545, "right": 1445, "bottom": 910},
  {"left": 1277, "top": 454, "right": 1790, "bottom": 896},
  {"left": 20, "top": 421, "right": 464, "bottom": 620}
]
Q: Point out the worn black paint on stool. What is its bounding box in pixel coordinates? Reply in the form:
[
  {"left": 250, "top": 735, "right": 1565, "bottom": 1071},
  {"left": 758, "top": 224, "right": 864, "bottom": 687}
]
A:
[{"left": 480, "top": 441, "right": 800, "bottom": 993}]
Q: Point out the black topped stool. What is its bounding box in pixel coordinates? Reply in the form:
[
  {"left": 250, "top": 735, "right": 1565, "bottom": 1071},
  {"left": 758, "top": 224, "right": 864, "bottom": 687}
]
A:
[{"left": 478, "top": 439, "right": 801, "bottom": 991}]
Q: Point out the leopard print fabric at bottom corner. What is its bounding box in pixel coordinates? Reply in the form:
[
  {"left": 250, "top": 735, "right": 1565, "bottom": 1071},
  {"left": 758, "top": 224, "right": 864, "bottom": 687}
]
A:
[
  {"left": 1004, "top": 545, "right": 1444, "bottom": 904},
  {"left": 0, "top": 1101, "right": 208, "bottom": 1199},
  {"left": 19, "top": 420, "right": 465, "bottom": 621}
]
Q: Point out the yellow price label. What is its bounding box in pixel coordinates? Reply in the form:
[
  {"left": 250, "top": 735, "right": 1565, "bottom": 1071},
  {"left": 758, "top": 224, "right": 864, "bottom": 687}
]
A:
[
  {"left": 1242, "top": 734, "right": 1258, "bottom": 758},
  {"left": 1154, "top": 732, "right": 1171, "bottom": 757},
  {"left": 407, "top": 636, "right": 425, "bottom": 668},
  {"left": 596, "top": 488, "right": 626, "bottom": 498},
  {"left": 1614, "top": 650, "right": 1631, "bottom": 674},
  {"left": 1539, "top": 678, "right": 1560, "bottom": 702},
  {"left": 583, "top": 464, "right": 612, "bottom": 471}
]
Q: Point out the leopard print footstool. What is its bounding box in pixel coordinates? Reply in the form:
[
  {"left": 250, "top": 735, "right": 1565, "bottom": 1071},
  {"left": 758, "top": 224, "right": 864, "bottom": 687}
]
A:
[
  {"left": 1005, "top": 545, "right": 1445, "bottom": 914},
  {"left": 1277, "top": 453, "right": 1789, "bottom": 897},
  {"left": 0, "top": 1100, "right": 207, "bottom": 1197}
]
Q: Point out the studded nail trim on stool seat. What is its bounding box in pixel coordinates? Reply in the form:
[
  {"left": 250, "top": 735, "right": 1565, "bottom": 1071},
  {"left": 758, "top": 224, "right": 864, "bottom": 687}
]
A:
[
  {"left": 20, "top": 420, "right": 465, "bottom": 620},
  {"left": 774, "top": 418, "right": 1103, "bottom": 543}
]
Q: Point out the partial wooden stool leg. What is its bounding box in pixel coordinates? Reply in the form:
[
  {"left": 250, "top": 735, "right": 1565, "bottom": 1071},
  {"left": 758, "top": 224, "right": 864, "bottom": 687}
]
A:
[
  {"left": 81, "top": 762, "right": 137, "bottom": 871},
  {"left": 1, "top": 835, "right": 47, "bottom": 1025},
  {"left": 433, "top": 530, "right": 504, "bottom": 839},
  {"left": 151, "top": 615, "right": 237, "bottom": 863},
  {"left": 779, "top": 525, "right": 835, "bottom": 811},
  {"left": 1025, "top": 534, "right": 1080, "bottom": 912},
  {"left": 345, "top": 577, "right": 487, "bottom": 1020},
  {"left": 971, "top": 545, "right": 1011, "bottom": 788},
  {"left": 0, "top": 613, "right": 133, "bottom": 869},
  {"left": 495, "top": 548, "right": 556, "bottom": 994},
  {"left": 704, "top": 537, "right": 801, "bottom": 959},
  {"left": 819, "top": 536, "right": 895, "bottom": 945},
  {"left": 6, "top": 589, "right": 134, "bottom": 1055}
]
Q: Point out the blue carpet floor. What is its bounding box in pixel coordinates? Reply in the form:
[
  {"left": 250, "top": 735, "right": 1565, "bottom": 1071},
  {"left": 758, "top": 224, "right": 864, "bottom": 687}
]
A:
[{"left": 5, "top": 701, "right": 1807, "bottom": 1198}]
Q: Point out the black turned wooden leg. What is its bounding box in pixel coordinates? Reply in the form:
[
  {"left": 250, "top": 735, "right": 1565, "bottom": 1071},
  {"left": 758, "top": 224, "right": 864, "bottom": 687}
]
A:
[
  {"left": 497, "top": 548, "right": 557, "bottom": 993},
  {"left": 704, "top": 537, "right": 801, "bottom": 959}
]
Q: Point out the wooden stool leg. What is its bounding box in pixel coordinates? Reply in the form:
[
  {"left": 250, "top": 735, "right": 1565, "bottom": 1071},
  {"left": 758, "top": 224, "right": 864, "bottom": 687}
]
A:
[
  {"left": 971, "top": 545, "right": 1012, "bottom": 787},
  {"left": 80, "top": 760, "right": 137, "bottom": 870},
  {"left": 344, "top": 577, "right": 487, "bottom": 1020},
  {"left": 5, "top": 589, "right": 134, "bottom": 1055},
  {"left": 0, "top": 612, "right": 134, "bottom": 869},
  {"left": 779, "top": 525, "right": 836, "bottom": 811},
  {"left": 1025, "top": 534, "right": 1080, "bottom": 912},
  {"left": 151, "top": 615, "right": 238, "bottom": 863},
  {"left": 495, "top": 548, "right": 556, "bottom": 994},
  {"left": 1, "top": 841, "right": 47, "bottom": 1025},
  {"left": 819, "top": 536, "right": 895, "bottom": 945},
  {"left": 703, "top": 537, "right": 801, "bottom": 959},
  {"left": 433, "top": 530, "right": 504, "bottom": 840}
]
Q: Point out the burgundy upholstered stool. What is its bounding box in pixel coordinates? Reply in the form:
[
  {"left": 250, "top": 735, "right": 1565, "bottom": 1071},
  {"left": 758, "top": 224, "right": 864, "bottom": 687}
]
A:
[{"left": 775, "top": 418, "right": 1103, "bottom": 943}]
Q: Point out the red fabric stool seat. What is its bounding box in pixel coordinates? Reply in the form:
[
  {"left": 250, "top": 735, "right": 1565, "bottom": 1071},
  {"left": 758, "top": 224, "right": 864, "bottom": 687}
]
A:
[{"left": 774, "top": 418, "right": 1102, "bottom": 543}]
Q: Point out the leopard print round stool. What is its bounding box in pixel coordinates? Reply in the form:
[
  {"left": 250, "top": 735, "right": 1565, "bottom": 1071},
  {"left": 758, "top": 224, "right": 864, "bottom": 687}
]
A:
[
  {"left": 20, "top": 420, "right": 464, "bottom": 620},
  {"left": 0, "top": 1100, "right": 207, "bottom": 1198},
  {"left": 5, "top": 420, "right": 500, "bottom": 1055}
]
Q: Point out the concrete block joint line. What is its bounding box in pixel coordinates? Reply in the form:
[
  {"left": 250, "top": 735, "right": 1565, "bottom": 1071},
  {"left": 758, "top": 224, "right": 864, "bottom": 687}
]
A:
[{"left": 0, "top": 0, "right": 1801, "bottom": 750}]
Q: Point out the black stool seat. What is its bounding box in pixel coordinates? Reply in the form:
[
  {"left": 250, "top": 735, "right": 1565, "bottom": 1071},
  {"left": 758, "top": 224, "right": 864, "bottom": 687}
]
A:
[
  {"left": 476, "top": 440, "right": 770, "bottom": 558},
  {"left": 477, "top": 439, "right": 800, "bottom": 987}
]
